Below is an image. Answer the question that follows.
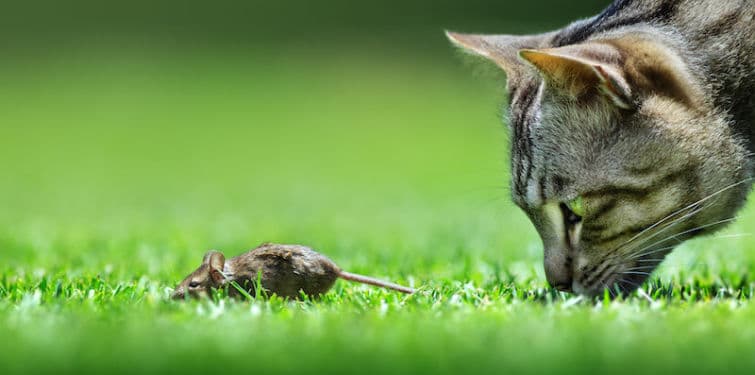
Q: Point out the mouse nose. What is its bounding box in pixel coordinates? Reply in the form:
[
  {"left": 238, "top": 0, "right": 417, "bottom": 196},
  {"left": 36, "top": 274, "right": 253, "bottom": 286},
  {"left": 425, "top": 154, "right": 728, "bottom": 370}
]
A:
[
  {"left": 171, "top": 288, "right": 185, "bottom": 300},
  {"left": 544, "top": 253, "right": 573, "bottom": 292}
]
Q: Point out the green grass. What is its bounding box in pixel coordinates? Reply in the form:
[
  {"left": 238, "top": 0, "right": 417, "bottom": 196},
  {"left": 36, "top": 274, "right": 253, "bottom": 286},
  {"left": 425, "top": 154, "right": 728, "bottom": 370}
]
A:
[{"left": 1, "top": 47, "right": 755, "bottom": 374}]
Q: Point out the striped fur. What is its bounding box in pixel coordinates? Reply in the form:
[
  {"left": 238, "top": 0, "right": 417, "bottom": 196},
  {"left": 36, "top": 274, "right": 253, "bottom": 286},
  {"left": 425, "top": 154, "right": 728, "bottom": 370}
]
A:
[{"left": 448, "top": 0, "right": 754, "bottom": 296}]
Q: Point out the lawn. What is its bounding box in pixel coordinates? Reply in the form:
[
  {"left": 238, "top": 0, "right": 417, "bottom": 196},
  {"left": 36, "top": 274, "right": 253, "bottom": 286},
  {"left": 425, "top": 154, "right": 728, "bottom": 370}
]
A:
[{"left": 1, "top": 45, "right": 755, "bottom": 374}]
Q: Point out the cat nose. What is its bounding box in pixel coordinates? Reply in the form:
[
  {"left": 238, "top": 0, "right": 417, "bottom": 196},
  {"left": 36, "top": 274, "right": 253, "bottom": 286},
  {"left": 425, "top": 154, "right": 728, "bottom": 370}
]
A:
[{"left": 544, "top": 253, "right": 573, "bottom": 292}]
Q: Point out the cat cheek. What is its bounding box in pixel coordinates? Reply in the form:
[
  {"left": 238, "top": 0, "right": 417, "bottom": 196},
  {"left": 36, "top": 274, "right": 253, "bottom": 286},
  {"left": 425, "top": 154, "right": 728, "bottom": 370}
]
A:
[{"left": 568, "top": 221, "right": 583, "bottom": 248}]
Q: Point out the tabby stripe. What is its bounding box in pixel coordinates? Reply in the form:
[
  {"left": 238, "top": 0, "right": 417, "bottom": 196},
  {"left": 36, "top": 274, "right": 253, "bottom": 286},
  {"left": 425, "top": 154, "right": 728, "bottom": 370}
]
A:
[
  {"left": 551, "top": 175, "right": 571, "bottom": 196},
  {"left": 521, "top": 83, "right": 542, "bottom": 203},
  {"left": 582, "top": 166, "right": 695, "bottom": 200},
  {"left": 553, "top": 0, "right": 635, "bottom": 46},
  {"left": 580, "top": 229, "right": 605, "bottom": 243},
  {"left": 579, "top": 264, "right": 600, "bottom": 283},
  {"left": 582, "top": 222, "right": 608, "bottom": 232},
  {"left": 696, "top": 9, "right": 740, "bottom": 39},
  {"left": 589, "top": 222, "right": 647, "bottom": 248},
  {"left": 582, "top": 261, "right": 612, "bottom": 287},
  {"left": 599, "top": 0, "right": 679, "bottom": 32},
  {"left": 589, "top": 198, "right": 618, "bottom": 221},
  {"left": 582, "top": 186, "right": 648, "bottom": 200},
  {"left": 538, "top": 174, "right": 547, "bottom": 202},
  {"left": 511, "top": 79, "right": 540, "bottom": 198},
  {"left": 553, "top": 0, "right": 680, "bottom": 47},
  {"left": 584, "top": 167, "right": 699, "bottom": 246},
  {"left": 624, "top": 164, "right": 661, "bottom": 176},
  {"left": 580, "top": 201, "right": 616, "bottom": 242},
  {"left": 589, "top": 201, "right": 696, "bottom": 248}
]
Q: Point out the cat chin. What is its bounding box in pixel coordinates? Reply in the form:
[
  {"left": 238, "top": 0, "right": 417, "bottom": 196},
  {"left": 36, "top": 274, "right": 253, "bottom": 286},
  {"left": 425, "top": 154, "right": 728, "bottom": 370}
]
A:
[
  {"left": 572, "top": 271, "right": 650, "bottom": 298},
  {"left": 571, "top": 280, "right": 616, "bottom": 298},
  {"left": 571, "top": 281, "right": 590, "bottom": 296}
]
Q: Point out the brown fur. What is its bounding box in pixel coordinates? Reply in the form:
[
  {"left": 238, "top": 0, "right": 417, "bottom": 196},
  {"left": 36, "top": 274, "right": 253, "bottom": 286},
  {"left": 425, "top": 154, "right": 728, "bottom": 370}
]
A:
[
  {"left": 172, "top": 243, "right": 415, "bottom": 299},
  {"left": 172, "top": 243, "right": 340, "bottom": 299}
]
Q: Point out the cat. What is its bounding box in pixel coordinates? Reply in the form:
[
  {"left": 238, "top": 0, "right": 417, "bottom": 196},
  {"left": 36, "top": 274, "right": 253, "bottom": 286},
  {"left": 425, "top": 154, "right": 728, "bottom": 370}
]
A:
[{"left": 447, "top": 0, "right": 754, "bottom": 296}]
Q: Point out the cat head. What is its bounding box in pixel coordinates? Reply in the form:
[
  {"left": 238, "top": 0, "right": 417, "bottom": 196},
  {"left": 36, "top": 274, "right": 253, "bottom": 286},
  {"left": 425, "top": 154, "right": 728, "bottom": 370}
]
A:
[{"left": 448, "top": 31, "right": 751, "bottom": 296}]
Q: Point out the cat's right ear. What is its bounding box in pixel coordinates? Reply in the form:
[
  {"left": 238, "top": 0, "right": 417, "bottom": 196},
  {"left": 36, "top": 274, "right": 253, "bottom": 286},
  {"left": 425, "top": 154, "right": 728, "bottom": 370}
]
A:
[{"left": 445, "top": 31, "right": 551, "bottom": 80}]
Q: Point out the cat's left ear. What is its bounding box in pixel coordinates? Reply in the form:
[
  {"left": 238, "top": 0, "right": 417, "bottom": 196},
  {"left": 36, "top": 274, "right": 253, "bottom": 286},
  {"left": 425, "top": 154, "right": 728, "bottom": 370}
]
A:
[
  {"left": 446, "top": 31, "right": 554, "bottom": 82},
  {"left": 519, "top": 44, "right": 633, "bottom": 109}
]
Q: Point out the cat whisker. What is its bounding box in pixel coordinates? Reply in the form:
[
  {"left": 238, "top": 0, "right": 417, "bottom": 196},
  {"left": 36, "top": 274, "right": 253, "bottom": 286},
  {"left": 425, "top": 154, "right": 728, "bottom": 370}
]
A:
[
  {"left": 707, "top": 233, "right": 752, "bottom": 240},
  {"left": 606, "top": 282, "right": 619, "bottom": 298},
  {"left": 635, "top": 258, "right": 669, "bottom": 264},
  {"left": 607, "top": 200, "right": 702, "bottom": 256},
  {"left": 621, "top": 207, "right": 701, "bottom": 253},
  {"left": 614, "top": 278, "right": 641, "bottom": 296},
  {"left": 622, "top": 265, "right": 659, "bottom": 272},
  {"left": 618, "top": 278, "right": 641, "bottom": 290},
  {"left": 620, "top": 271, "right": 652, "bottom": 276},
  {"left": 594, "top": 177, "right": 751, "bottom": 270},
  {"left": 625, "top": 216, "right": 740, "bottom": 261},
  {"left": 628, "top": 177, "right": 749, "bottom": 235},
  {"left": 601, "top": 203, "right": 705, "bottom": 264},
  {"left": 627, "top": 246, "right": 677, "bottom": 262},
  {"left": 607, "top": 177, "right": 752, "bottom": 261},
  {"left": 614, "top": 193, "right": 738, "bottom": 262},
  {"left": 636, "top": 287, "right": 655, "bottom": 303},
  {"left": 603, "top": 194, "right": 723, "bottom": 259}
]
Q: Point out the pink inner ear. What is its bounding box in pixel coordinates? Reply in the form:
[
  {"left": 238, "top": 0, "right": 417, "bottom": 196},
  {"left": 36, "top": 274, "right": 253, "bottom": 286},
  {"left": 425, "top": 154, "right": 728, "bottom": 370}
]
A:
[
  {"left": 210, "top": 269, "right": 225, "bottom": 284},
  {"left": 207, "top": 251, "right": 226, "bottom": 271}
]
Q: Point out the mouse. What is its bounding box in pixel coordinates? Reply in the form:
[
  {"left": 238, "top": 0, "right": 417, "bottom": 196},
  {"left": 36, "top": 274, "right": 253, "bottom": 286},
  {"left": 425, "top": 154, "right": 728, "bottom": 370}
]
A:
[{"left": 171, "top": 242, "right": 415, "bottom": 300}]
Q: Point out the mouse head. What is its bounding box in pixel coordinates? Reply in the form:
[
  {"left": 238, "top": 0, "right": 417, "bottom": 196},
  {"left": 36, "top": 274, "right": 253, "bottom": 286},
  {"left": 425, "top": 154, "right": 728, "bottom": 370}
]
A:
[{"left": 171, "top": 250, "right": 227, "bottom": 300}]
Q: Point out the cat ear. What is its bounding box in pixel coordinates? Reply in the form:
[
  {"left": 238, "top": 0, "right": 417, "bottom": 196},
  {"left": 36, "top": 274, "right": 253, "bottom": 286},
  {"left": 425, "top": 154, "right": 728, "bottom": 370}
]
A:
[
  {"left": 518, "top": 45, "right": 633, "bottom": 109},
  {"left": 446, "top": 31, "right": 553, "bottom": 80}
]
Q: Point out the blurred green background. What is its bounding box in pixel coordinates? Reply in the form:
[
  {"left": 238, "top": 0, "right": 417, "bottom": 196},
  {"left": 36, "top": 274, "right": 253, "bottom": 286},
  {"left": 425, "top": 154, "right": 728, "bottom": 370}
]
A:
[
  {"left": 3, "top": 1, "right": 755, "bottom": 374},
  {"left": 0, "top": 0, "right": 609, "bottom": 270}
]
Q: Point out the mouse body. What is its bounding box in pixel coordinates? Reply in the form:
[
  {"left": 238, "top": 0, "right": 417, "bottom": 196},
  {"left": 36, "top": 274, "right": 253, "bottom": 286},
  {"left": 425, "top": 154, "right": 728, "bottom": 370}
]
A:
[{"left": 172, "top": 243, "right": 414, "bottom": 300}]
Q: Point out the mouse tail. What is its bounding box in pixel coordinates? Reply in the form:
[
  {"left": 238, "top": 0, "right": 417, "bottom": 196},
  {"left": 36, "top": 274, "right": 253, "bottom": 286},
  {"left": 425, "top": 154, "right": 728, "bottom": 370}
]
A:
[{"left": 338, "top": 271, "right": 415, "bottom": 294}]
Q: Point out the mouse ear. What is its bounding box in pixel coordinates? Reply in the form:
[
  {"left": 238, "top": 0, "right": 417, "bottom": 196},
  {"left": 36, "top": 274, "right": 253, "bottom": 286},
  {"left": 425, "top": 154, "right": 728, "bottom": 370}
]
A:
[
  {"left": 203, "top": 251, "right": 226, "bottom": 285},
  {"left": 202, "top": 250, "right": 224, "bottom": 266}
]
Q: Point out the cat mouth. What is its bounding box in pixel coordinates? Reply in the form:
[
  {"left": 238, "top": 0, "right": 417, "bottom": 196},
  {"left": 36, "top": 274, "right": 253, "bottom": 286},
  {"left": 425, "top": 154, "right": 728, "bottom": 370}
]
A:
[
  {"left": 572, "top": 274, "right": 647, "bottom": 297},
  {"left": 573, "top": 256, "right": 664, "bottom": 297}
]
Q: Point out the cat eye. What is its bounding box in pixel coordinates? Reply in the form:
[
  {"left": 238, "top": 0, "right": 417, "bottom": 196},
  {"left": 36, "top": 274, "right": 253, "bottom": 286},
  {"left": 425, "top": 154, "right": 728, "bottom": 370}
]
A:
[
  {"left": 560, "top": 197, "right": 584, "bottom": 227},
  {"left": 567, "top": 197, "right": 585, "bottom": 218}
]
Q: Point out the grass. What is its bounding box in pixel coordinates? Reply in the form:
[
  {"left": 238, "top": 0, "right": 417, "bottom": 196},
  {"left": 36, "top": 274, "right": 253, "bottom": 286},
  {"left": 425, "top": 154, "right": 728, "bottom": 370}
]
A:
[{"left": 1, "top": 46, "right": 755, "bottom": 374}]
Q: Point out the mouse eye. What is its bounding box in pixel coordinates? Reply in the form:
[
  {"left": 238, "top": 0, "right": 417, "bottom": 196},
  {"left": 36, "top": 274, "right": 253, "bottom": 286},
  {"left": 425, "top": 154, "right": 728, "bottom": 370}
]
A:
[{"left": 188, "top": 281, "right": 200, "bottom": 288}]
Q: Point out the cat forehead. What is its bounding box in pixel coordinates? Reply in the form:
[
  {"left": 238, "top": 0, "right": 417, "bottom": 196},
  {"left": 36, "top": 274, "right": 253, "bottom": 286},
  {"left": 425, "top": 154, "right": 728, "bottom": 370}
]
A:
[
  {"left": 508, "top": 93, "right": 631, "bottom": 208},
  {"left": 507, "top": 84, "right": 614, "bottom": 151}
]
